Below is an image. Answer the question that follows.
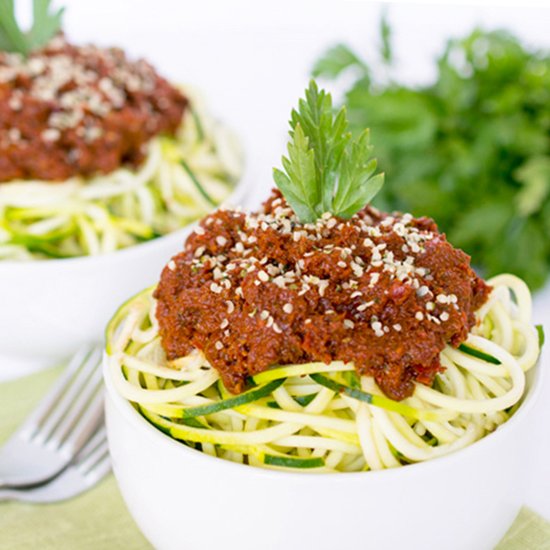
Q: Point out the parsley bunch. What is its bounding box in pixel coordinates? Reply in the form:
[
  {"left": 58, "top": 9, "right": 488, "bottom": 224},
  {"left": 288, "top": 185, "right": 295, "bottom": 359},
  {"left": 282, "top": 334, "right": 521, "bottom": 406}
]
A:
[
  {"left": 314, "top": 22, "right": 550, "bottom": 290},
  {"left": 273, "top": 80, "right": 384, "bottom": 223},
  {"left": 0, "top": 0, "right": 64, "bottom": 56}
]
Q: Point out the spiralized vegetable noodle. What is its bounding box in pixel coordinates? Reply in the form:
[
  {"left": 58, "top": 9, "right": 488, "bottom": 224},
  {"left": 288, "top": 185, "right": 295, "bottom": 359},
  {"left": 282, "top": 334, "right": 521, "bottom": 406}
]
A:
[{"left": 107, "top": 274, "right": 539, "bottom": 472}]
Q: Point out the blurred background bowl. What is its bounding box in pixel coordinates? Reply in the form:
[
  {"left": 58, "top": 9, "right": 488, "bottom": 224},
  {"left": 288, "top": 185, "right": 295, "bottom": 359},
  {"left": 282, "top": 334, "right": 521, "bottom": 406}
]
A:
[
  {"left": 104, "top": 353, "right": 542, "bottom": 550},
  {"left": 0, "top": 169, "right": 251, "bottom": 377}
]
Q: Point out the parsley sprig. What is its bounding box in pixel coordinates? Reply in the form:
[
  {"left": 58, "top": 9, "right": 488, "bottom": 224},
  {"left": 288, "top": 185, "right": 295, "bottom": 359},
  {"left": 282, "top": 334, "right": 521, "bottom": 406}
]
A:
[
  {"left": 313, "top": 21, "right": 550, "bottom": 290},
  {"left": 273, "top": 80, "right": 384, "bottom": 223},
  {"left": 0, "top": 0, "right": 64, "bottom": 56}
]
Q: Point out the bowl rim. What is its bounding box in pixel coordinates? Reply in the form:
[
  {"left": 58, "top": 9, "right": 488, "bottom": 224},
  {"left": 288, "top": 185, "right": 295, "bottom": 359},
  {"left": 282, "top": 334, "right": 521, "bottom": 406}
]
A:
[
  {"left": 103, "top": 347, "right": 544, "bottom": 481},
  {"left": 0, "top": 156, "right": 251, "bottom": 272}
]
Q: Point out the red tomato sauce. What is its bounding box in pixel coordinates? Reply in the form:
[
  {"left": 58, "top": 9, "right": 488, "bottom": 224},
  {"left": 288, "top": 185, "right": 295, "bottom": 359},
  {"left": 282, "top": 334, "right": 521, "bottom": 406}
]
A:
[
  {"left": 0, "top": 36, "right": 186, "bottom": 182},
  {"left": 155, "top": 191, "right": 490, "bottom": 400}
]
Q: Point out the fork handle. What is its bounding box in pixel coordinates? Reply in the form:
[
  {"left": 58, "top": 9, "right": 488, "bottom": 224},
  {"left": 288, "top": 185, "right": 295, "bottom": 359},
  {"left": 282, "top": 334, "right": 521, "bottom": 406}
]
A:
[{"left": 0, "top": 480, "right": 13, "bottom": 491}]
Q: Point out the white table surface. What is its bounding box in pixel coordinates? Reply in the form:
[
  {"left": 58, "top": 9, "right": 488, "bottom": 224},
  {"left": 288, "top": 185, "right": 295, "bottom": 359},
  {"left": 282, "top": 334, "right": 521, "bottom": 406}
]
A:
[{"left": 5, "top": 0, "right": 550, "bottom": 520}]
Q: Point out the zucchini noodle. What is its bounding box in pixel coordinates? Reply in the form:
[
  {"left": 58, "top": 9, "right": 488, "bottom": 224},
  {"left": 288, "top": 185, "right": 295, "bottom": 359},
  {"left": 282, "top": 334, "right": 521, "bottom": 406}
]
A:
[
  {"left": 106, "top": 275, "right": 540, "bottom": 472},
  {"left": 0, "top": 87, "right": 243, "bottom": 260}
]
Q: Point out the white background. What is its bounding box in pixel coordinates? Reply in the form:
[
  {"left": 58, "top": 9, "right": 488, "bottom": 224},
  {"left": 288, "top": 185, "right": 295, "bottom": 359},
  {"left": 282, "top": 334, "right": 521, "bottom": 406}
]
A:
[{"left": 12, "top": 0, "right": 550, "bottom": 522}]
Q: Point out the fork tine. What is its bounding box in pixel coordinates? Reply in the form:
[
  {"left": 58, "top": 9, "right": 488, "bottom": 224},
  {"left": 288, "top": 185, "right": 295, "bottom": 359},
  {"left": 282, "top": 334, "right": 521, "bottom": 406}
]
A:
[
  {"left": 60, "top": 390, "right": 105, "bottom": 456},
  {"left": 78, "top": 436, "right": 109, "bottom": 473},
  {"left": 48, "top": 364, "right": 103, "bottom": 449},
  {"left": 75, "top": 425, "right": 107, "bottom": 462},
  {"left": 87, "top": 454, "right": 111, "bottom": 484},
  {"left": 20, "top": 345, "right": 94, "bottom": 438},
  {"left": 75, "top": 426, "right": 111, "bottom": 484},
  {"left": 33, "top": 347, "right": 102, "bottom": 445}
]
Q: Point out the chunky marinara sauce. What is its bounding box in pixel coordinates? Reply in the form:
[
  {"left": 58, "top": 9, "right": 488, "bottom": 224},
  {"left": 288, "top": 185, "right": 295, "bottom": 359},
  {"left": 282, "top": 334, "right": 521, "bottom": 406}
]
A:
[
  {"left": 155, "top": 191, "right": 490, "bottom": 401},
  {"left": 0, "top": 36, "right": 187, "bottom": 182}
]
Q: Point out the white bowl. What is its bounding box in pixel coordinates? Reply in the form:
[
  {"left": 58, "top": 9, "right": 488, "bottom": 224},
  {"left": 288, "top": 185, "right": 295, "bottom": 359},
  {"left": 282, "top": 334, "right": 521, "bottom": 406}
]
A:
[
  {"left": 104, "top": 356, "right": 542, "bottom": 550},
  {"left": 0, "top": 173, "right": 250, "bottom": 377}
]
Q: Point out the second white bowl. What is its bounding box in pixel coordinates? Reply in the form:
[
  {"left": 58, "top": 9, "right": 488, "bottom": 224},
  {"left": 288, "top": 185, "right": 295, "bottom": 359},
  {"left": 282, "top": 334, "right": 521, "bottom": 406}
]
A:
[{"left": 0, "top": 174, "right": 250, "bottom": 377}]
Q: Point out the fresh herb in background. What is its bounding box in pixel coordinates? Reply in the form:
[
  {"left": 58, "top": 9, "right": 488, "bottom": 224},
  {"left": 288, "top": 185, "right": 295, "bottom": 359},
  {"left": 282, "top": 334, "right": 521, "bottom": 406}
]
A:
[
  {"left": 273, "top": 80, "right": 384, "bottom": 222},
  {"left": 0, "top": 0, "right": 64, "bottom": 56},
  {"left": 313, "top": 20, "right": 550, "bottom": 290}
]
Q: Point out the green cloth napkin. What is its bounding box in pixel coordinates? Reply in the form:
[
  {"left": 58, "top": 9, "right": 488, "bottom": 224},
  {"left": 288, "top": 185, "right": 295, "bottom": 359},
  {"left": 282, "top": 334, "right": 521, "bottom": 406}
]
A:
[
  {"left": 496, "top": 508, "right": 550, "bottom": 550},
  {"left": 0, "top": 368, "right": 549, "bottom": 549}
]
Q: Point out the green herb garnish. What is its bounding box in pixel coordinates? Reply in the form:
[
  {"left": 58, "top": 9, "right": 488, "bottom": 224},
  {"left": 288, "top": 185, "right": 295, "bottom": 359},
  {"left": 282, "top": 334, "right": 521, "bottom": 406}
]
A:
[
  {"left": 0, "top": 0, "right": 64, "bottom": 56},
  {"left": 273, "top": 80, "right": 384, "bottom": 223},
  {"left": 314, "top": 23, "right": 550, "bottom": 290},
  {"left": 536, "top": 325, "right": 545, "bottom": 348}
]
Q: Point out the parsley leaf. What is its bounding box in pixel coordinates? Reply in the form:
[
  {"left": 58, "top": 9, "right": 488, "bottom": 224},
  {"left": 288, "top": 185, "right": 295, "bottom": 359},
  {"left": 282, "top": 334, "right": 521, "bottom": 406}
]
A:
[
  {"left": 334, "top": 129, "right": 384, "bottom": 218},
  {"left": 536, "top": 325, "right": 545, "bottom": 348},
  {"left": 0, "top": 0, "right": 28, "bottom": 54},
  {"left": 28, "top": 0, "right": 64, "bottom": 50},
  {"left": 379, "top": 9, "right": 392, "bottom": 65},
  {"left": 273, "top": 80, "right": 384, "bottom": 222},
  {"left": 273, "top": 124, "right": 318, "bottom": 222},
  {"left": 0, "top": 0, "right": 64, "bottom": 56},
  {"left": 312, "top": 44, "right": 368, "bottom": 81}
]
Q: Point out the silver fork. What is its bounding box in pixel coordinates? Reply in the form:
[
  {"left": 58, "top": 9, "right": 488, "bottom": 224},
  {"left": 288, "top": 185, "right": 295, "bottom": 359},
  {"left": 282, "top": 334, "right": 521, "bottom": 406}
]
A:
[
  {"left": 0, "top": 425, "right": 110, "bottom": 503},
  {"left": 0, "top": 345, "right": 104, "bottom": 488}
]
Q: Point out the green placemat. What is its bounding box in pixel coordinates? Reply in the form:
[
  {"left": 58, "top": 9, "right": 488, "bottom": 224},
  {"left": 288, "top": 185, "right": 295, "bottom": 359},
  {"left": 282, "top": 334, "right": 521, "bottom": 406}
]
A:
[
  {"left": 496, "top": 508, "right": 550, "bottom": 550},
  {"left": 0, "top": 367, "right": 151, "bottom": 550},
  {"left": 0, "top": 367, "right": 548, "bottom": 549}
]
